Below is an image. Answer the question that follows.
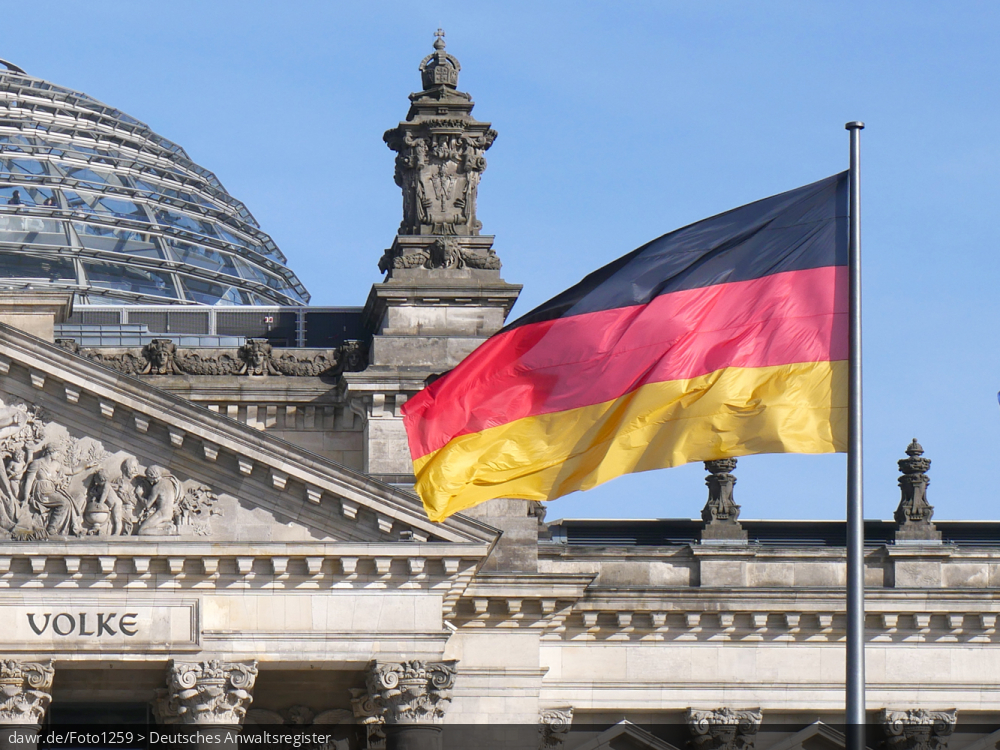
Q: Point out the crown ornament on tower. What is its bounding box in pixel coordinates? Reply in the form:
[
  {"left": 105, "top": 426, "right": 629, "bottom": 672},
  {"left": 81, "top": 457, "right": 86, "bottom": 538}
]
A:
[{"left": 420, "top": 29, "right": 461, "bottom": 89}]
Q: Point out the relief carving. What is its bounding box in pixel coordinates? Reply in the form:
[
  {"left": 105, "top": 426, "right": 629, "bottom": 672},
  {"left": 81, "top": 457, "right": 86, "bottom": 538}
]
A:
[
  {"left": 153, "top": 660, "right": 258, "bottom": 725},
  {"left": 0, "top": 396, "right": 220, "bottom": 540},
  {"left": 0, "top": 660, "right": 54, "bottom": 725},
  {"left": 59, "top": 338, "right": 367, "bottom": 379},
  {"left": 387, "top": 237, "right": 501, "bottom": 272}
]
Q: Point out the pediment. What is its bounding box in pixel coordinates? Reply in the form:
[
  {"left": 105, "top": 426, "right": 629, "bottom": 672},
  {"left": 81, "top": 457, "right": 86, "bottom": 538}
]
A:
[
  {"left": 570, "top": 722, "right": 682, "bottom": 750},
  {"left": 766, "top": 722, "right": 871, "bottom": 750},
  {"left": 0, "top": 321, "right": 497, "bottom": 547}
]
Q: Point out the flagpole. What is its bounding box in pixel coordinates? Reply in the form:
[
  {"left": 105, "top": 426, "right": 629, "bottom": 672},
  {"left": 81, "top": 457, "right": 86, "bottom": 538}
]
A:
[{"left": 845, "top": 120, "right": 866, "bottom": 748}]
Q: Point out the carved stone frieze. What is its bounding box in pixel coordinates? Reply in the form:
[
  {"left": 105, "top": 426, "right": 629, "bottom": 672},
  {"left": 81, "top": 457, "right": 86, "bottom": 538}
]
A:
[
  {"left": 700, "top": 459, "right": 747, "bottom": 542},
  {"left": 688, "top": 708, "right": 763, "bottom": 750},
  {"left": 539, "top": 707, "right": 573, "bottom": 749},
  {"left": 881, "top": 709, "right": 957, "bottom": 750},
  {"left": 0, "top": 396, "right": 220, "bottom": 539},
  {"left": 363, "top": 660, "right": 457, "bottom": 724},
  {"left": 152, "top": 660, "right": 258, "bottom": 725},
  {"left": 894, "top": 439, "right": 941, "bottom": 541},
  {"left": 0, "top": 660, "right": 54, "bottom": 725},
  {"left": 383, "top": 31, "right": 497, "bottom": 242},
  {"left": 57, "top": 338, "right": 367, "bottom": 379}
]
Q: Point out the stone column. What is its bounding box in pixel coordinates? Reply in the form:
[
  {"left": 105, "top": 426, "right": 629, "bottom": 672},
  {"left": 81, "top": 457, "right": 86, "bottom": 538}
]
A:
[
  {"left": 0, "top": 660, "right": 53, "bottom": 750},
  {"left": 687, "top": 708, "right": 763, "bottom": 750},
  {"left": 363, "top": 660, "right": 457, "bottom": 750},
  {"left": 881, "top": 709, "right": 957, "bottom": 750},
  {"left": 152, "top": 660, "right": 258, "bottom": 750}
]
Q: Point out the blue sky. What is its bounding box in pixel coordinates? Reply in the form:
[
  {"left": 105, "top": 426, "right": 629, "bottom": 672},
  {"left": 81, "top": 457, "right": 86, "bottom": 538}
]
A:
[{"left": 4, "top": 1, "right": 999, "bottom": 522}]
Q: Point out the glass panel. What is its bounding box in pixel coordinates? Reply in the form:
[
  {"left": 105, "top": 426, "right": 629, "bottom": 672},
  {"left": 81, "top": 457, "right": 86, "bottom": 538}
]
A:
[
  {"left": 154, "top": 208, "right": 218, "bottom": 238},
  {"left": 0, "top": 251, "right": 74, "bottom": 280},
  {"left": 0, "top": 186, "right": 57, "bottom": 207},
  {"left": 162, "top": 237, "right": 240, "bottom": 278},
  {"left": 232, "top": 257, "right": 295, "bottom": 293},
  {"left": 59, "top": 164, "right": 127, "bottom": 188},
  {"left": 0, "top": 157, "right": 48, "bottom": 176},
  {"left": 180, "top": 276, "right": 252, "bottom": 305},
  {"left": 132, "top": 177, "right": 214, "bottom": 209},
  {"left": 0, "top": 134, "right": 33, "bottom": 151},
  {"left": 72, "top": 222, "right": 164, "bottom": 259},
  {"left": 63, "top": 191, "right": 149, "bottom": 222},
  {"left": 82, "top": 261, "right": 178, "bottom": 298}
]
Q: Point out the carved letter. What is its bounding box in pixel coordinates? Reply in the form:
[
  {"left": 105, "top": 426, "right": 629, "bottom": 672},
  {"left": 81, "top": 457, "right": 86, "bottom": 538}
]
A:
[
  {"left": 52, "top": 613, "right": 75, "bottom": 636},
  {"left": 78, "top": 613, "right": 94, "bottom": 636},
  {"left": 97, "top": 613, "right": 118, "bottom": 637},
  {"left": 26, "top": 614, "right": 50, "bottom": 635},
  {"left": 119, "top": 614, "right": 138, "bottom": 637}
]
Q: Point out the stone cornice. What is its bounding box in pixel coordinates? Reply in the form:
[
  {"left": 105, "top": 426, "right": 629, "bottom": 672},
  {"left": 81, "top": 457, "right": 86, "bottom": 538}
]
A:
[
  {"left": 361, "top": 273, "right": 522, "bottom": 333},
  {"left": 0, "top": 322, "right": 498, "bottom": 546}
]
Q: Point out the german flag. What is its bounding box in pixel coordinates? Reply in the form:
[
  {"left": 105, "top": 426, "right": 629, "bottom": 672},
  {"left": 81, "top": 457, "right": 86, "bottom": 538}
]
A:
[{"left": 403, "top": 173, "right": 849, "bottom": 522}]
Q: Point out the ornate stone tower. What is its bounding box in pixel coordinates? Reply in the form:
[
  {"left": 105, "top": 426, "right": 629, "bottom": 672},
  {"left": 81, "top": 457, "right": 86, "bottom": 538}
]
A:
[
  {"left": 380, "top": 28, "right": 501, "bottom": 271},
  {"left": 344, "top": 32, "right": 521, "bottom": 489}
]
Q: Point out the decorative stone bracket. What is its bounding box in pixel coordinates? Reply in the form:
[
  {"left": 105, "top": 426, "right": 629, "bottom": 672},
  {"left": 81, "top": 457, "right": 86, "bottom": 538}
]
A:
[
  {"left": 152, "top": 660, "right": 258, "bottom": 725},
  {"left": 0, "top": 659, "right": 54, "bottom": 725}
]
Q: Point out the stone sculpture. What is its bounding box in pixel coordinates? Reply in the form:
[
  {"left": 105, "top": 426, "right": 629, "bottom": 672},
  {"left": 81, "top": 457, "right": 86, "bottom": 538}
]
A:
[
  {"left": 894, "top": 439, "right": 941, "bottom": 542},
  {"left": 700, "top": 458, "right": 748, "bottom": 542}
]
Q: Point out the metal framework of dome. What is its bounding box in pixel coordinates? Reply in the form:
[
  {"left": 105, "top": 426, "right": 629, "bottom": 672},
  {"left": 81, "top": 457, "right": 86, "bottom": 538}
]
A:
[{"left": 0, "top": 60, "right": 308, "bottom": 305}]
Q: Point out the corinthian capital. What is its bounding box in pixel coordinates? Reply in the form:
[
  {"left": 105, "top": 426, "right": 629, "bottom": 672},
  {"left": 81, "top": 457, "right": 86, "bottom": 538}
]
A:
[
  {"left": 364, "top": 660, "right": 457, "bottom": 724},
  {"left": 882, "top": 709, "right": 957, "bottom": 750},
  {"left": 687, "top": 708, "right": 763, "bottom": 750},
  {"left": 152, "top": 660, "right": 258, "bottom": 725},
  {"left": 539, "top": 707, "right": 574, "bottom": 749},
  {"left": 0, "top": 660, "right": 54, "bottom": 725}
]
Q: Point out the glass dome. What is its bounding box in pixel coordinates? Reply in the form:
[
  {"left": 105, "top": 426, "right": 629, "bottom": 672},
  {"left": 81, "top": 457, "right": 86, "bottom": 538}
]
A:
[{"left": 0, "top": 60, "right": 308, "bottom": 305}]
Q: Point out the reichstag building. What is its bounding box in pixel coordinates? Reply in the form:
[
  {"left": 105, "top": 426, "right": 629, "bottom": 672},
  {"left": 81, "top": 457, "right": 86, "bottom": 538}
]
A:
[{"left": 0, "top": 32, "right": 997, "bottom": 750}]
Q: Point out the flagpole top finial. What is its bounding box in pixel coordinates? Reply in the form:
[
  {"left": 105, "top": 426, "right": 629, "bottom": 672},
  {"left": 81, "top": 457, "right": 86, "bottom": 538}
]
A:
[{"left": 845, "top": 121, "right": 865, "bottom": 130}]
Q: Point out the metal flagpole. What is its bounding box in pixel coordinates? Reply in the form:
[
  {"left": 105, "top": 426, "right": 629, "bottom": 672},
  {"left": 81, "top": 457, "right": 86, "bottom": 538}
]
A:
[{"left": 845, "top": 121, "right": 866, "bottom": 749}]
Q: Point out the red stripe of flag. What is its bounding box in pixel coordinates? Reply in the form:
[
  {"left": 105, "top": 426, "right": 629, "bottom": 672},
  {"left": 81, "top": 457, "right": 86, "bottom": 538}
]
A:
[{"left": 404, "top": 265, "right": 847, "bottom": 459}]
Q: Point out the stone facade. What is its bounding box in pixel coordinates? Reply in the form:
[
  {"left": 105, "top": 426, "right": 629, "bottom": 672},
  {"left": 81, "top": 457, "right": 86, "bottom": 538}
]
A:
[{"left": 2, "top": 30, "right": 1000, "bottom": 750}]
